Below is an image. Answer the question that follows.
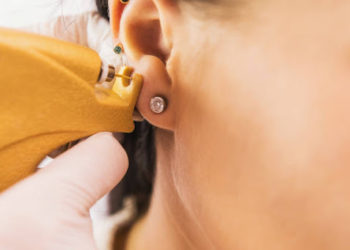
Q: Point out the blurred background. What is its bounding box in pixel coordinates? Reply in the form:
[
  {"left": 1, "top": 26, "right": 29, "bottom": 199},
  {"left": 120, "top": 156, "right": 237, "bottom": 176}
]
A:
[{"left": 0, "top": 0, "right": 96, "bottom": 28}]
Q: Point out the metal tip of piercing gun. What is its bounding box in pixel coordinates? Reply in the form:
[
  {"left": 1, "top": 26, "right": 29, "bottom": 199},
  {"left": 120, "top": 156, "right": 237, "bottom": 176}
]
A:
[
  {"left": 98, "top": 63, "right": 135, "bottom": 84},
  {"left": 99, "top": 62, "right": 144, "bottom": 121}
]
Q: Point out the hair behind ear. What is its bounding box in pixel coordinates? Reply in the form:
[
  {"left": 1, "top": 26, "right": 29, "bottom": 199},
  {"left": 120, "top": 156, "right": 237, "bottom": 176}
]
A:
[
  {"left": 96, "top": 0, "right": 110, "bottom": 20},
  {"left": 110, "top": 122, "right": 156, "bottom": 215}
]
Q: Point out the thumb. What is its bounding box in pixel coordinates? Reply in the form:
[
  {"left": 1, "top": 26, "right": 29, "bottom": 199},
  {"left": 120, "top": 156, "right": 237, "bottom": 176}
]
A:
[{"left": 10, "top": 132, "right": 128, "bottom": 211}]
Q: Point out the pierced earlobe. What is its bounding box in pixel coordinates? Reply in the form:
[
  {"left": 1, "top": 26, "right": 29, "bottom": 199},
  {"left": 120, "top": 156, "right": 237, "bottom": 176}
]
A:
[{"left": 120, "top": 0, "right": 129, "bottom": 4}]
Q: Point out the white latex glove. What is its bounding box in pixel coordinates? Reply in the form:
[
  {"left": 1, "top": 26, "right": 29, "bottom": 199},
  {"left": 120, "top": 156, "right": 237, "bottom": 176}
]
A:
[{"left": 0, "top": 133, "right": 128, "bottom": 250}]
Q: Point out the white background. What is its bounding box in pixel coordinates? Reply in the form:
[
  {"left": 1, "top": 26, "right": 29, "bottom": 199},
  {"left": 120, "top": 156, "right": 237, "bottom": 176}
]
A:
[{"left": 0, "top": 0, "right": 96, "bottom": 28}]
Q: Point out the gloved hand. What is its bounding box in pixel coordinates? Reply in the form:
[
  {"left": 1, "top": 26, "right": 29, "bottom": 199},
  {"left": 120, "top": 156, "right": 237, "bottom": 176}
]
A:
[{"left": 0, "top": 133, "right": 128, "bottom": 250}]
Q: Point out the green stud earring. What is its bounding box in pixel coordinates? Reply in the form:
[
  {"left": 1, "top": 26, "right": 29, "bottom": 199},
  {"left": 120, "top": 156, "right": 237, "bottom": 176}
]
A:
[
  {"left": 113, "top": 43, "right": 124, "bottom": 54},
  {"left": 120, "top": 0, "right": 129, "bottom": 4}
]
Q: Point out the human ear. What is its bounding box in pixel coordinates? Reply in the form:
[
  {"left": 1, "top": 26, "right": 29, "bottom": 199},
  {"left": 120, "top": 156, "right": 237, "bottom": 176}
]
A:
[{"left": 110, "top": 0, "right": 176, "bottom": 130}]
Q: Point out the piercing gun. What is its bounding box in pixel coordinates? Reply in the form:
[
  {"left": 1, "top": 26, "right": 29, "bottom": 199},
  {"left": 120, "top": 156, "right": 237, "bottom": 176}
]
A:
[{"left": 0, "top": 28, "right": 143, "bottom": 191}]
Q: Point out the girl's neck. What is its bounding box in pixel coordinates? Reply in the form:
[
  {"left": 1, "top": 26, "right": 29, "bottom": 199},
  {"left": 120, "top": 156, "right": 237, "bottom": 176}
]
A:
[
  {"left": 125, "top": 130, "right": 216, "bottom": 250},
  {"left": 125, "top": 183, "right": 191, "bottom": 250}
]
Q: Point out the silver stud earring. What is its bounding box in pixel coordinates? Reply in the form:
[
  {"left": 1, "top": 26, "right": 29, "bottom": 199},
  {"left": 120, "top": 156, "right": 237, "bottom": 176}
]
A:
[{"left": 150, "top": 96, "right": 167, "bottom": 114}]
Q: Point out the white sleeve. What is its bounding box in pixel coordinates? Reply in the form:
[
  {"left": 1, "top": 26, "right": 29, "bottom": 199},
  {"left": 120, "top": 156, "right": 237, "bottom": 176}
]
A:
[{"left": 20, "top": 11, "right": 116, "bottom": 65}]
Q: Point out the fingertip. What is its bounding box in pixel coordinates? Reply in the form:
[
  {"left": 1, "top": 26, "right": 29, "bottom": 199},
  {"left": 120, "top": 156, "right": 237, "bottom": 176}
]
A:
[
  {"left": 91, "top": 132, "right": 129, "bottom": 171},
  {"left": 38, "top": 132, "right": 129, "bottom": 208},
  {"left": 74, "top": 132, "right": 129, "bottom": 194}
]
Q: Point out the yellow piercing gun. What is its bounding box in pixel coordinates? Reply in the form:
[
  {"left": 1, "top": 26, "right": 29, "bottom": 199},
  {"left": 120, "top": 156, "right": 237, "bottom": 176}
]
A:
[{"left": 0, "top": 28, "right": 143, "bottom": 191}]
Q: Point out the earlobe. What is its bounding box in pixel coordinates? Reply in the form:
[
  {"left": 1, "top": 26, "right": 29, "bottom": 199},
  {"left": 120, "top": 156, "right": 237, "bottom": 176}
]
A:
[{"left": 135, "top": 55, "right": 175, "bottom": 130}]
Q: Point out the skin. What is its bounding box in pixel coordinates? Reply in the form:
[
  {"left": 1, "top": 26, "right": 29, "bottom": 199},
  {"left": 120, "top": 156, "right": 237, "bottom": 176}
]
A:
[
  {"left": 110, "top": 0, "right": 350, "bottom": 249},
  {"left": 1, "top": 1, "right": 348, "bottom": 249},
  {"left": 0, "top": 133, "right": 128, "bottom": 250}
]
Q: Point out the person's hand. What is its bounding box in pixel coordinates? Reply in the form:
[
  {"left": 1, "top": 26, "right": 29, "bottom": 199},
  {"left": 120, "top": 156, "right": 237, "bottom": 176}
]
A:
[{"left": 0, "top": 133, "right": 128, "bottom": 250}]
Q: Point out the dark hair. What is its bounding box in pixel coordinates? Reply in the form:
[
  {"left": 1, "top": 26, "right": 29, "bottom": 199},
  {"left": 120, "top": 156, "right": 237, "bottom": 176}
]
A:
[
  {"left": 95, "top": 0, "right": 156, "bottom": 216},
  {"left": 96, "top": 0, "right": 109, "bottom": 21}
]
